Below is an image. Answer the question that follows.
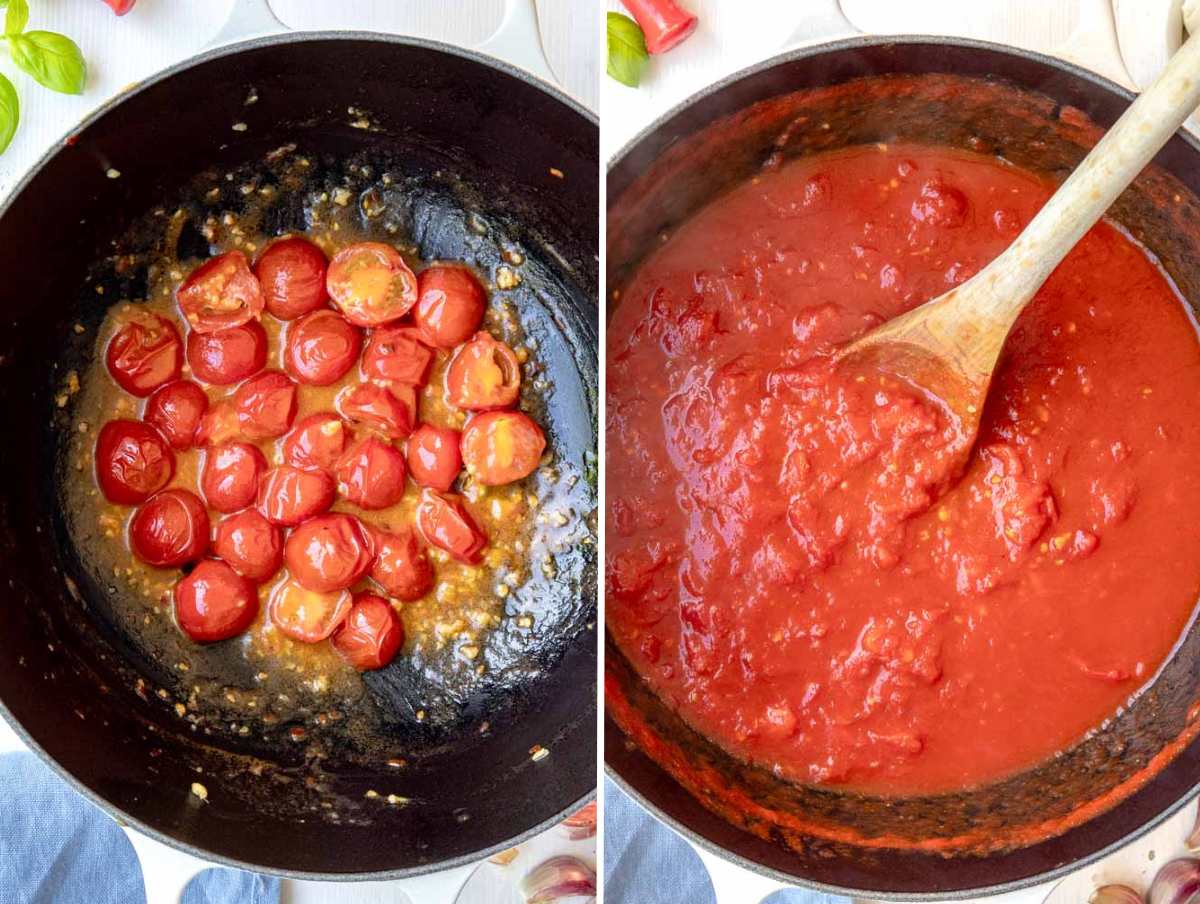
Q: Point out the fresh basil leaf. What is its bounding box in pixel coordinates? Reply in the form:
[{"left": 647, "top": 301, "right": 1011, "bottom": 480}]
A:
[
  {"left": 607, "top": 12, "right": 648, "bottom": 88},
  {"left": 4, "top": 0, "right": 25, "bottom": 35},
  {"left": 9, "top": 31, "right": 85, "bottom": 94},
  {"left": 0, "top": 71, "right": 20, "bottom": 154}
]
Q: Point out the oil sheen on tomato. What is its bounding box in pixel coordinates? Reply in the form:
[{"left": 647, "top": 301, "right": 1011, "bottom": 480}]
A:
[{"left": 606, "top": 144, "right": 1200, "bottom": 796}]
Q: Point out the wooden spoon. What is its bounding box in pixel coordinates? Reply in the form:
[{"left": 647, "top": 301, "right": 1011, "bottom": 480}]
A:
[{"left": 841, "top": 31, "right": 1200, "bottom": 435}]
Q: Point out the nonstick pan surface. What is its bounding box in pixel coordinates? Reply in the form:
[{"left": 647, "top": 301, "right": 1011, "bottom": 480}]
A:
[{"left": 0, "top": 33, "right": 597, "bottom": 878}]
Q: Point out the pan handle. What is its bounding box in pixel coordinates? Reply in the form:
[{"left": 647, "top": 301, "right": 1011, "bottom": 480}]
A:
[
  {"left": 394, "top": 862, "right": 476, "bottom": 903},
  {"left": 692, "top": 843, "right": 787, "bottom": 904},
  {"left": 207, "top": 0, "right": 288, "bottom": 48},
  {"left": 475, "top": 0, "right": 558, "bottom": 86},
  {"left": 121, "top": 825, "right": 210, "bottom": 904},
  {"left": 781, "top": 0, "right": 862, "bottom": 48}
]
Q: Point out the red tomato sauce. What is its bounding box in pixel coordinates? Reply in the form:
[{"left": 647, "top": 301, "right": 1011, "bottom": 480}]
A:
[{"left": 606, "top": 144, "right": 1200, "bottom": 796}]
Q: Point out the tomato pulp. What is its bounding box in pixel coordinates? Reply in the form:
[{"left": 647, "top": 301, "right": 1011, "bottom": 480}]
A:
[{"left": 606, "top": 145, "right": 1200, "bottom": 796}]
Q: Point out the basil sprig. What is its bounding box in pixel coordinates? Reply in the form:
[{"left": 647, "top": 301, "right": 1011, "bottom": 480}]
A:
[{"left": 607, "top": 12, "right": 648, "bottom": 88}]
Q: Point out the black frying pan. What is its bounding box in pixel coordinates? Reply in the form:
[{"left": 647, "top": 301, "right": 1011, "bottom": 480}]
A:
[
  {"left": 0, "top": 33, "right": 597, "bottom": 879},
  {"left": 606, "top": 35, "right": 1200, "bottom": 899}
]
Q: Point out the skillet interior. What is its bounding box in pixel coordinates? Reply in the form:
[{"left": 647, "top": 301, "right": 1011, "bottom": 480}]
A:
[
  {"left": 0, "top": 35, "right": 597, "bottom": 876},
  {"left": 606, "top": 37, "right": 1200, "bottom": 897}
]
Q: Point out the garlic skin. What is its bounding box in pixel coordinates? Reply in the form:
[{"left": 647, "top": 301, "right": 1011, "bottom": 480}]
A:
[
  {"left": 1187, "top": 808, "right": 1200, "bottom": 855},
  {"left": 561, "top": 801, "right": 597, "bottom": 840},
  {"left": 520, "top": 855, "right": 597, "bottom": 903},
  {"left": 1090, "top": 885, "right": 1144, "bottom": 904},
  {"left": 1149, "top": 859, "right": 1200, "bottom": 904}
]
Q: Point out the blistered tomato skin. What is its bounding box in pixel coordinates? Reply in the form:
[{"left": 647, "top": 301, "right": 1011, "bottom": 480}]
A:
[
  {"left": 195, "top": 400, "right": 241, "bottom": 447},
  {"left": 174, "top": 559, "right": 259, "bottom": 643},
  {"left": 413, "top": 265, "right": 486, "bottom": 349},
  {"left": 186, "top": 320, "right": 268, "bottom": 385},
  {"left": 406, "top": 424, "right": 462, "bottom": 492},
  {"left": 144, "top": 380, "right": 208, "bottom": 451},
  {"left": 284, "top": 309, "right": 362, "bottom": 386},
  {"left": 415, "top": 489, "right": 487, "bottom": 564},
  {"left": 212, "top": 509, "right": 282, "bottom": 581},
  {"left": 96, "top": 419, "right": 176, "bottom": 505},
  {"left": 269, "top": 579, "right": 352, "bottom": 643},
  {"left": 332, "top": 593, "right": 404, "bottom": 670},
  {"left": 201, "top": 442, "right": 267, "bottom": 513},
  {"left": 234, "top": 370, "right": 298, "bottom": 440},
  {"left": 335, "top": 436, "right": 407, "bottom": 510},
  {"left": 360, "top": 325, "right": 435, "bottom": 386},
  {"left": 370, "top": 527, "right": 433, "bottom": 601},
  {"left": 105, "top": 312, "right": 183, "bottom": 397},
  {"left": 445, "top": 332, "right": 521, "bottom": 410},
  {"left": 129, "top": 489, "right": 210, "bottom": 567},
  {"left": 461, "top": 411, "right": 546, "bottom": 486},
  {"left": 325, "top": 242, "right": 418, "bottom": 327},
  {"left": 338, "top": 382, "right": 414, "bottom": 439},
  {"left": 177, "top": 251, "right": 265, "bottom": 333},
  {"left": 284, "top": 513, "right": 375, "bottom": 593},
  {"left": 256, "top": 465, "right": 336, "bottom": 526},
  {"left": 283, "top": 413, "right": 352, "bottom": 475},
  {"left": 255, "top": 236, "right": 329, "bottom": 321}
]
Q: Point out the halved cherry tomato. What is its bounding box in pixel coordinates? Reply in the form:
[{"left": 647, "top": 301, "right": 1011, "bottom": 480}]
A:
[
  {"left": 254, "top": 236, "right": 329, "bottom": 321},
  {"left": 461, "top": 411, "right": 546, "bottom": 486},
  {"left": 174, "top": 559, "right": 258, "bottom": 643},
  {"left": 338, "top": 382, "right": 414, "bottom": 439},
  {"left": 445, "top": 332, "right": 521, "bottom": 410},
  {"left": 95, "top": 419, "right": 175, "bottom": 505},
  {"left": 234, "top": 371, "right": 297, "bottom": 440},
  {"left": 143, "top": 380, "right": 208, "bottom": 451},
  {"left": 283, "top": 512, "right": 374, "bottom": 592},
  {"left": 284, "top": 309, "right": 362, "bottom": 386},
  {"left": 105, "top": 311, "right": 182, "bottom": 397},
  {"left": 256, "top": 464, "right": 336, "bottom": 526},
  {"left": 413, "top": 265, "right": 486, "bottom": 349},
  {"left": 283, "top": 413, "right": 351, "bottom": 474},
  {"left": 186, "top": 320, "right": 267, "bottom": 385},
  {"left": 369, "top": 527, "right": 433, "bottom": 601},
  {"left": 325, "top": 242, "right": 417, "bottom": 327},
  {"left": 177, "top": 251, "right": 264, "bottom": 333},
  {"left": 415, "top": 489, "right": 487, "bottom": 564},
  {"left": 129, "top": 489, "right": 210, "bottom": 567},
  {"left": 201, "top": 442, "right": 267, "bottom": 513},
  {"left": 406, "top": 424, "right": 462, "bottom": 492},
  {"left": 334, "top": 436, "right": 406, "bottom": 510},
  {"left": 212, "top": 509, "right": 282, "bottom": 581},
  {"left": 195, "top": 400, "right": 241, "bottom": 446},
  {"left": 268, "top": 578, "right": 352, "bottom": 643},
  {"left": 360, "top": 325, "right": 434, "bottom": 386},
  {"left": 331, "top": 593, "right": 404, "bottom": 670}
]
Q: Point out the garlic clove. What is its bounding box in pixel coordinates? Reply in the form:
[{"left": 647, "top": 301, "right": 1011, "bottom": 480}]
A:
[
  {"left": 1090, "top": 885, "right": 1144, "bottom": 904},
  {"left": 520, "top": 855, "right": 596, "bottom": 903},
  {"left": 1149, "top": 859, "right": 1200, "bottom": 904}
]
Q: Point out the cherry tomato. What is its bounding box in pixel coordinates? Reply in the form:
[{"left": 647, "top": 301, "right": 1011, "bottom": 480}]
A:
[
  {"left": 360, "top": 325, "right": 435, "bottom": 386},
  {"left": 234, "top": 370, "right": 297, "bottom": 440},
  {"left": 283, "top": 413, "right": 352, "bottom": 475},
  {"left": 369, "top": 527, "right": 433, "bottom": 601},
  {"left": 406, "top": 424, "right": 462, "bottom": 492},
  {"left": 195, "top": 400, "right": 241, "bottom": 446},
  {"left": 212, "top": 509, "right": 282, "bottom": 581},
  {"left": 283, "top": 512, "right": 374, "bottom": 592},
  {"left": 103, "top": 0, "right": 137, "bottom": 15},
  {"left": 461, "top": 411, "right": 546, "bottom": 486},
  {"left": 338, "top": 382, "right": 414, "bottom": 439},
  {"left": 128, "top": 489, "right": 210, "bottom": 567},
  {"left": 177, "top": 251, "right": 264, "bottom": 333},
  {"left": 331, "top": 593, "right": 404, "bottom": 670},
  {"left": 254, "top": 236, "right": 329, "bottom": 321},
  {"left": 186, "top": 319, "right": 267, "bottom": 385},
  {"left": 105, "top": 311, "right": 183, "bottom": 397},
  {"left": 413, "top": 265, "right": 486, "bottom": 349},
  {"left": 268, "top": 578, "right": 352, "bottom": 643},
  {"left": 325, "top": 242, "right": 417, "bottom": 327},
  {"left": 335, "top": 436, "right": 406, "bottom": 510},
  {"left": 415, "top": 489, "right": 487, "bottom": 564},
  {"left": 445, "top": 332, "right": 521, "bottom": 410},
  {"left": 143, "top": 380, "right": 208, "bottom": 451},
  {"left": 174, "top": 559, "right": 259, "bottom": 643},
  {"left": 284, "top": 309, "right": 362, "bottom": 386},
  {"left": 256, "top": 464, "right": 336, "bottom": 526},
  {"left": 95, "top": 419, "right": 175, "bottom": 505},
  {"left": 201, "top": 442, "right": 267, "bottom": 513}
]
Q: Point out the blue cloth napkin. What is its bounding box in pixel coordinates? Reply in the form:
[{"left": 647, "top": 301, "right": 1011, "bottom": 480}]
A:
[
  {"left": 0, "top": 751, "right": 279, "bottom": 904},
  {"left": 604, "top": 778, "right": 850, "bottom": 904}
]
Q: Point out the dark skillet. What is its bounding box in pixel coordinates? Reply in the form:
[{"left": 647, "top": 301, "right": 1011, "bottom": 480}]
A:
[
  {"left": 0, "top": 33, "right": 597, "bottom": 877},
  {"left": 607, "top": 35, "right": 1200, "bottom": 899}
]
